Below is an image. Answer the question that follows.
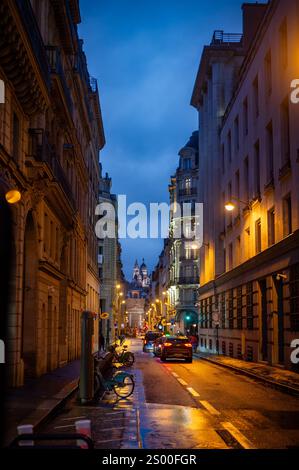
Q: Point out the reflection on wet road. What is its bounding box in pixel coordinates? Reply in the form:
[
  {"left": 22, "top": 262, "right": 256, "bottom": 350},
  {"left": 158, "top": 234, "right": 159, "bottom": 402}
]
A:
[{"left": 41, "top": 338, "right": 299, "bottom": 449}]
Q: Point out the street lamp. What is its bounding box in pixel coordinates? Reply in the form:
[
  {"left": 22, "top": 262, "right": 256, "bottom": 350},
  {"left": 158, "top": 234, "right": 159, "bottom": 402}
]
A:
[{"left": 224, "top": 197, "right": 249, "bottom": 212}]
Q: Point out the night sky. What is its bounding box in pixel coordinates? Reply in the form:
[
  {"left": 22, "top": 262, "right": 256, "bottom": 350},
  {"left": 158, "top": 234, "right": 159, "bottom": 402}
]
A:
[{"left": 78, "top": 0, "right": 246, "bottom": 279}]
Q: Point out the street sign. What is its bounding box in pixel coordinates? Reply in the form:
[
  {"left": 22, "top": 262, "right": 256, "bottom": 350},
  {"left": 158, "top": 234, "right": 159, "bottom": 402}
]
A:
[{"left": 100, "top": 312, "right": 109, "bottom": 320}]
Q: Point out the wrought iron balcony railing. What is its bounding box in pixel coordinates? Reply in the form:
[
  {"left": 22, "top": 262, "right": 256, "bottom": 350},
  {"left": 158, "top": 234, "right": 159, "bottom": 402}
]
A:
[
  {"left": 175, "top": 276, "right": 199, "bottom": 285},
  {"left": 28, "top": 129, "right": 76, "bottom": 211},
  {"left": 211, "top": 30, "right": 243, "bottom": 45},
  {"left": 178, "top": 188, "right": 197, "bottom": 197},
  {"left": 46, "top": 46, "right": 73, "bottom": 115}
]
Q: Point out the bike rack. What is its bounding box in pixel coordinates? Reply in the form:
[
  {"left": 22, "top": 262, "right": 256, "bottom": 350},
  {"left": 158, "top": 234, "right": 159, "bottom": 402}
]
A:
[{"left": 10, "top": 433, "right": 94, "bottom": 449}]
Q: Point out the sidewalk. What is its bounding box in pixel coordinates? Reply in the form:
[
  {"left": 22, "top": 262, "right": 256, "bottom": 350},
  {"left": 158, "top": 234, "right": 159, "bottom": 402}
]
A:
[
  {"left": 3, "top": 360, "right": 80, "bottom": 447},
  {"left": 194, "top": 351, "right": 299, "bottom": 396}
]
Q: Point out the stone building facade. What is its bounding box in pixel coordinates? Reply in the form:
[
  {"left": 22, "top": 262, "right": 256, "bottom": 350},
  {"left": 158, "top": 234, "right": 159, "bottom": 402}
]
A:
[
  {"left": 168, "top": 132, "right": 200, "bottom": 334},
  {"left": 191, "top": 0, "right": 299, "bottom": 370},
  {"left": 0, "top": 0, "right": 104, "bottom": 386}
]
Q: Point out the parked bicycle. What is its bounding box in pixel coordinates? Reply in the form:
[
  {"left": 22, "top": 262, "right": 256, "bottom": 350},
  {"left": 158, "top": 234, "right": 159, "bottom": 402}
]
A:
[
  {"left": 94, "top": 357, "right": 135, "bottom": 398},
  {"left": 108, "top": 342, "right": 135, "bottom": 367}
]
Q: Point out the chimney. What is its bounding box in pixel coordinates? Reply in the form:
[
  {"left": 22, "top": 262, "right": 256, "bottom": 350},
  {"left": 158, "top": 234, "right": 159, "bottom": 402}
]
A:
[{"left": 242, "top": 2, "right": 268, "bottom": 51}]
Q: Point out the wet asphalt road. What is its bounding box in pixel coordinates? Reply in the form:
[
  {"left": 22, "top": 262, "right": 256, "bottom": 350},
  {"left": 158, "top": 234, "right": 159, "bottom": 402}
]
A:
[{"left": 41, "top": 338, "right": 299, "bottom": 449}]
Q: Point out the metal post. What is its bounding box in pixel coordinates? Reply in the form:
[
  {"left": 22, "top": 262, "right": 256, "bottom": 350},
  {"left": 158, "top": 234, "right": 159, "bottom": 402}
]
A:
[{"left": 79, "top": 311, "right": 94, "bottom": 404}]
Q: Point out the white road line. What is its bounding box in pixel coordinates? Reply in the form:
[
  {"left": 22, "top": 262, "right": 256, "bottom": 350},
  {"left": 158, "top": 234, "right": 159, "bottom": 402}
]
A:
[
  {"left": 61, "top": 416, "right": 86, "bottom": 421},
  {"left": 186, "top": 387, "right": 200, "bottom": 397},
  {"left": 54, "top": 424, "right": 75, "bottom": 429},
  {"left": 177, "top": 378, "right": 188, "bottom": 386},
  {"left": 200, "top": 400, "right": 220, "bottom": 416},
  {"left": 171, "top": 372, "right": 179, "bottom": 377},
  {"left": 221, "top": 422, "right": 254, "bottom": 449},
  {"left": 96, "top": 437, "right": 123, "bottom": 443},
  {"left": 97, "top": 426, "right": 126, "bottom": 431}
]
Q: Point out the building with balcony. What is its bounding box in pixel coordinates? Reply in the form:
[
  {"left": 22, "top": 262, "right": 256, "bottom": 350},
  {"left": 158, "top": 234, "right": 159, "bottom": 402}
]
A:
[
  {"left": 98, "top": 170, "right": 125, "bottom": 345},
  {"left": 0, "top": 0, "right": 105, "bottom": 386},
  {"left": 191, "top": 0, "right": 299, "bottom": 371},
  {"left": 167, "top": 132, "right": 200, "bottom": 334}
]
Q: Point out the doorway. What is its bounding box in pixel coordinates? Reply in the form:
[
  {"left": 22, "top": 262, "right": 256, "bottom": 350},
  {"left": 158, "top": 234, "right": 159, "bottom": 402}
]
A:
[
  {"left": 274, "top": 277, "right": 284, "bottom": 364},
  {"left": 259, "top": 279, "right": 268, "bottom": 361},
  {"left": 22, "top": 212, "right": 38, "bottom": 378}
]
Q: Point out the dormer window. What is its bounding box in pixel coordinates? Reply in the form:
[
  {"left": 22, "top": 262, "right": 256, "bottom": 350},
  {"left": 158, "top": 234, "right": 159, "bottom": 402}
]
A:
[{"left": 183, "top": 158, "right": 191, "bottom": 170}]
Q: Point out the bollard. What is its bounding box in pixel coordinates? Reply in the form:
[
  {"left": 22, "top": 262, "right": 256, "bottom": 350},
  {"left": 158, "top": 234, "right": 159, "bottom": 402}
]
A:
[
  {"left": 17, "top": 424, "right": 34, "bottom": 446},
  {"left": 79, "top": 311, "right": 95, "bottom": 404},
  {"left": 75, "top": 419, "right": 91, "bottom": 449}
]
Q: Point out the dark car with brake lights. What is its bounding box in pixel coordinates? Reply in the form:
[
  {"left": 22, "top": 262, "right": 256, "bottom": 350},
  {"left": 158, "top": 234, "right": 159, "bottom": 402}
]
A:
[
  {"left": 160, "top": 336, "right": 193, "bottom": 362},
  {"left": 143, "top": 331, "right": 163, "bottom": 352}
]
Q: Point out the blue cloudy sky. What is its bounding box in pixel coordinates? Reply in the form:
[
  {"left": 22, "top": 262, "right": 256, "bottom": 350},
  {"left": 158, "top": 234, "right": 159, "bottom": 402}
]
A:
[{"left": 78, "top": 0, "right": 247, "bottom": 278}]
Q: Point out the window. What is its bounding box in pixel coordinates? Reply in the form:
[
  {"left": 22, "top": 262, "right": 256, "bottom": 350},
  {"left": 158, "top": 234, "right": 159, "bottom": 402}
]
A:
[
  {"left": 253, "top": 76, "right": 259, "bottom": 117},
  {"left": 255, "top": 219, "right": 262, "bottom": 254},
  {"left": 245, "top": 227, "right": 250, "bottom": 260},
  {"left": 279, "top": 19, "right": 288, "bottom": 69},
  {"left": 221, "top": 292, "right": 226, "bottom": 329},
  {"left": 228, "top": 242, "right": 233, "bottom": 270},
  {"left": 266, "top": 121, "right": 274, "bottom": 182},
  {"left": 185, "top": 177, "right": 191, "bottom": 192},
  {"left": 281, "top": 97, "right": 290, "bottom": 165},
  {"left": 235, "top": 170, "right": 240, "bottom": 214},
  {"left": 268, "top": 207, "right": 275, "bottom": 246},
  {"left": 243, "top": 157, "right": 249, "bottom": 202},
  {"left": 246, "top": 282, "right": 254, "bottom": 330},
  {"left": 290, "top": 263, "right": 299, "bottom": 331},
  {"left": 234, "top": 116, "right": 239, "bottom": 153},
  {"left": 254, "top": 140, "right": 261, "bottom": 198},
  {"left": 183, "top": 158, "right": 191, "bottom": 170},
  {"left": 227, "top": 131, "right": 232, "bottom": 163},
  {"left": 283, "top": 194, "right": 292, "bottom": 237},
  {"left": 264, "top": 50, "right": 272, "bottom": 96},
  {"left": 228, "top": 289, "right": 234, "bottom": 329},
  {"left": 243, "top": 97, "right": 248, "bottom": 136},
  {"left": 237, "top": 286, "right": 243, "bottom": 329},
  {"left": 236, "top": 236, "right": 241, "bottom": 265},
  {"left": 221, "top": 144, "right": 225, "bottom": 173},
  {"left": 12, "top": 112, "right": 20, "bottom": 161}
]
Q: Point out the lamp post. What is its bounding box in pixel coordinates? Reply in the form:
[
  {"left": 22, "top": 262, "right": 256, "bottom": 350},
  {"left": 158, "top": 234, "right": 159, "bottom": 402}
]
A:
[{"left": 224, "top": 196, "right": 250, "bottom": 212}]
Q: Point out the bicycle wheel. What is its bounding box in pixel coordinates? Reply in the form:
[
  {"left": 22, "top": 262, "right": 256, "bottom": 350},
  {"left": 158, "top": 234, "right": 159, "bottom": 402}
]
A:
[
  {"left": 113, "top": 374, "right": 135, "bottom": 398},
  {"left": 123, "top": 352, "right": 135, "bottom": 367}
]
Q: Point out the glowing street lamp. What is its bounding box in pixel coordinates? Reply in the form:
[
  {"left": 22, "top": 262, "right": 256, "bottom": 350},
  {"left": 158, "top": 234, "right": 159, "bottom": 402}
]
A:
[
  {"left": 225, "top": 201, "right": 235, "bottom": 212},
  {"left": 5, "top": 189, "right": 21, "bottom": 204}
]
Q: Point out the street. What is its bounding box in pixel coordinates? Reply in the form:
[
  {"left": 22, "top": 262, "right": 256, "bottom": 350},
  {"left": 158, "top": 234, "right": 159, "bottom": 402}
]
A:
[{"left": 41, "top": 339, "right": 299, "bottom": 449}]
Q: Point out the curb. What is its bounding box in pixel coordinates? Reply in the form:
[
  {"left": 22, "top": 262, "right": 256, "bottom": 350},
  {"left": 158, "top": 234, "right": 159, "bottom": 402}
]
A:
[
  {"left": 6, "top": 380, "right": 79, "bottom": 447},
  {"left": 195, "top": 354, "right": 299, "bottom": 398}
]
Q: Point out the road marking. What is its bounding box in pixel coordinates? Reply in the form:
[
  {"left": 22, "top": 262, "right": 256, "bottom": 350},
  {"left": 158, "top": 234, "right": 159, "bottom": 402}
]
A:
[
  {"left": 186, "top": 387, "right": 200, "bottom": 397},
  {"left": 54, "top": 424, "right": 75, "bottom": 429},
  {"left": 177, "top": 378, "right": 188, "bottom": 386},
  {"left": 171, "top": 372, "right": 179, "bottom": 377},
  {"left": 96, "top": 437, "right": 123, "bottom": 443},
  {"left": 200, "top": 400, "right": 220, "bottom": 416},
  {"left": 61, "top": 416, "right": 86, "bottom": 421},
  {"left": 97, "top": 426, "right": 126, "bottom": 431},
  {"left": 221, "top": 422, "right": 254, "bottom": 449}
]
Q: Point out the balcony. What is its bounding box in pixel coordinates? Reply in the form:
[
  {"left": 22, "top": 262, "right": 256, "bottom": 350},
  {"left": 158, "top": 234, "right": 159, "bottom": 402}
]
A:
[
  {"left": 0, "top": 0, "right": 49, "bottom": 114},
  {"left": 15, "top": 0, "right": 50, "bottom": 89},
  {"left": 28, "top": 129, "right": 76, "bottom": 211},
  {"left": 176, "top": 276, "right": 199, "bottom": 285},
  {"left": 279, "top": 159, "right": 291, "bottom": 181},
  {"left": 178, "top": 188, "right": 197, "bottom": 197},
  {"left": 46, "top": 46, "right": 73, "bottom": 116},
  {"left": 211, "top": 30, "right": 243, "bottom": 45}
]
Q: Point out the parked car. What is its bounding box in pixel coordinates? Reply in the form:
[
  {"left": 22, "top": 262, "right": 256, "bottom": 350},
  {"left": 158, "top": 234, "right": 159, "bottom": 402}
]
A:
[
  {"left": 160, "top": 336, "right": 192, "bottom": 362},
  {"left": 153, "top": 336, "right": 165, "bottom": 356},
  {"left": 143, "top": 331, "right": 163, "bottom": 352}
]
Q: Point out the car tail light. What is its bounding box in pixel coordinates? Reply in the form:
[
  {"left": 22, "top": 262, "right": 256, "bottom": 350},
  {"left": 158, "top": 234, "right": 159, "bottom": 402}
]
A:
[
  {"left": 164, "top": 342, "right": 172, "bottom": 347},
  {"left": 184, "top": 343, "right": 192, "bottom": 347}
]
